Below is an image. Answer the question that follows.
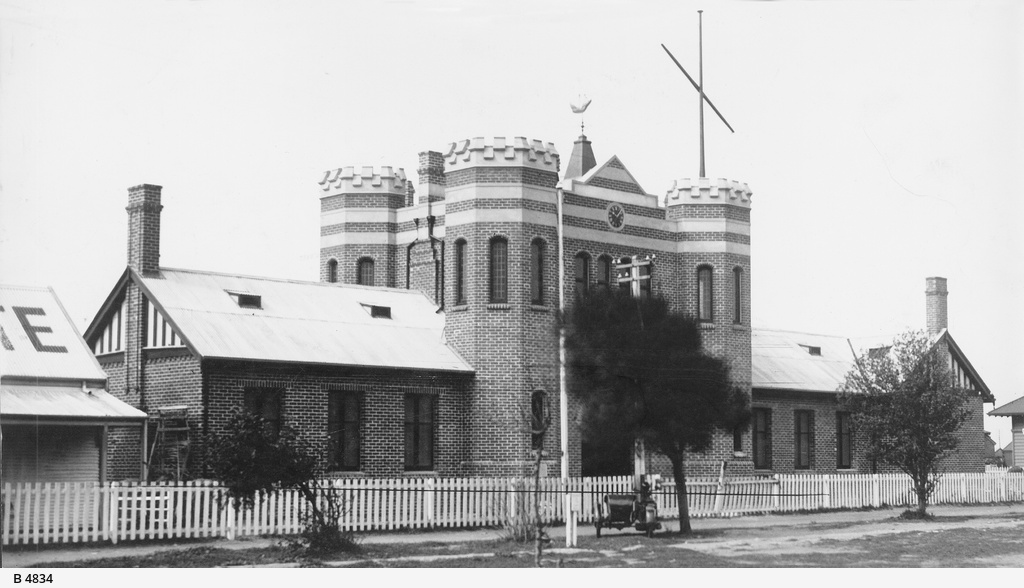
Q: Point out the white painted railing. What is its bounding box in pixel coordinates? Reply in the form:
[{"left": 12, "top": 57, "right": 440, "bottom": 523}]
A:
[{"left": 4, "top": 472, "right": 1024, "bottom": 546}]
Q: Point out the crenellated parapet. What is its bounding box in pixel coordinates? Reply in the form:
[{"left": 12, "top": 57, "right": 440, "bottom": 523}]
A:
[
  {"left": 666, "top": 177, "right": 752, "bottom": 208},
  {"left": 444, "top": 136, "right": 559, "bottom": 173},
  {"left": 319, "top": 166, "right": 408, "bottom": 198}
]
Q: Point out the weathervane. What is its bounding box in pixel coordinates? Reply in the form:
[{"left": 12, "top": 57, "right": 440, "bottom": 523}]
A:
[
  {"left": 662, "top": 10, "right": 734, "bottom": 179},
  {"left": 570, "top": 95, "right": 592, "bottom": 134}
]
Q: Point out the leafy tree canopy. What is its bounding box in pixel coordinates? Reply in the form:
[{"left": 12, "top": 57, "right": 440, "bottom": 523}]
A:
[
  {"left": 841, "top": 330, "right": 971, "bottom": 515},
  {"left": 565, "top": 289, "right": 748, "bottom": 533}
]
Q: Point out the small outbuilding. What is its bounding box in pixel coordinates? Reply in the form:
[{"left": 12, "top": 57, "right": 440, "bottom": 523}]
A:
[{"left": 0, "top": 285, "right": 147, "bottom": 484}]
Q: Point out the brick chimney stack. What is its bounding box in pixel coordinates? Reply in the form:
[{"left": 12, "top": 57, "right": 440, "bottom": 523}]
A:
[
  {"left": 925, "top": 277, "right": 948, "bottom": 335},
  {"left": 126, "top": 184, "right": 163, "bottom": 275},
  {"left": 417, "top": 151, "right": 446, "bottom": 204}
]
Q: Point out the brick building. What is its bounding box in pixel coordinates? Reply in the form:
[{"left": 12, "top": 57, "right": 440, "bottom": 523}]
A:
[{"left": 85, "top": 133, "right": 994, "bottom": 481}]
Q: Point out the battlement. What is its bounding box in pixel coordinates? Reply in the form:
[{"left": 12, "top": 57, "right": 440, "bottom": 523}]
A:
[
  {"left": 444, "top": 136, "right": 559, "bottom": 173},
  {"left": 319, "top": 166, "right": 408, "bottom": 197},
  {"left": 666, "top": 177, "right": 752, "bottom": 207}
]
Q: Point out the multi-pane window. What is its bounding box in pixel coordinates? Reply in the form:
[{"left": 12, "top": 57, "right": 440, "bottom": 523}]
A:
[
  {"left": 455, "top": 239, "right": 468, "bottom": 305},
  {"left": 753, "top": 408, "right": 771, "bottom": 469},
  {"left": 574, "top": 253, "right": 590, "bottom": 297},
  {"left": 530, "top": 239, "right": 545, "bottom": 305},
  {"left": 244, "top": 388, "right": 282, "bottom": 440},
  {"left": 836, "top": 412, "right": 853, "bottom": 469},
  {"left": 531, "top": 390, "right": 547, "bottom": 450},
  {"left": 356, "top": 258, "right": 374, "bottom": 286},
  {"left": 795, "top": 410, "right": 813, "bottom": 470},
  {"left": 489, "top": 238, "right": 508, "bottom": 303},
  {"left": 327, "top": 259, "right": 338, "bottom": 283},
  {"left": 638, "top": 263, "right": 652, "bottom": 300},
  {"left": 697, "top": 265, "right": 713, "bottom": 321},
  {"left": 733, "top": 266, "right": 743, "bottom": 324},
  {"left": 328, "top": 392, "right": 360, "bottom": 471},
  {"left": 596, "top": 255, "right": 612, "bottom": 291},
  {"left": 404, "top": 394, "right": 434, "bottom": 471}
]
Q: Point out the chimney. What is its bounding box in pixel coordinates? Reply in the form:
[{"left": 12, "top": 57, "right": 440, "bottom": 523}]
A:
[
  {"left": 126, "top": 184, "right": 163, "bottom": 275},
  {"left": 418, "top": 151, "right": 445, "bottom": 204},
  {"left": 925, "top": 277, "right": 948, "bottom": 335}
]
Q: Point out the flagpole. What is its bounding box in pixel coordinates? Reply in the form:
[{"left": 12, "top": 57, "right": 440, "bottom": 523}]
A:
[{"left": 698, "top": 9, "right": 706, "bottom": 179}]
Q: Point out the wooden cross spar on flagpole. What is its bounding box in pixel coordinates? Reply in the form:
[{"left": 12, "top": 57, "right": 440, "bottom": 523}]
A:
[{"left": 662, "top": 10, "right": 734, "bottom": 179}]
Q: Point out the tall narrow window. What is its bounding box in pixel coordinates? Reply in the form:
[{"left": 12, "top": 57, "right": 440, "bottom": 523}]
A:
[
  {"left": 489, "top": 237, "right": 508, "bottom": 304},
  {"left": 753, "top": 408, "right": 771, "bottom": 469},
  {"left": 574, "top": 253, "right": 590, "bottom": 297},
  {"left": 697, "top": 265, "right": 713, "bottom": 321},
  {"left": 733, "top": 266, "right": 743, "bottom": 324},
  {"left": 327, "top": 259, "right": 338, "bottom": 283},
  {"left": 531, "top": 390, "right": 547, "bottom": 450},
  {"left": 836, "top": 412, "right": 853, "bottom": 469},
  {"left": 638, "top": 263, "right": 652, "bottom": 300},
  {"left": 356, "top": 258, "right": 374, "bottom": 286},
  {"left": 405, "top": 394, "right": 434, "bottom": 471},
  {"left": 455, "top": 239, "right": 468, "bottom": 305},
  {"left": 795, "top": 410, "right": 813, "bottom": 470},
  {"left": 244, "top": 388, "right": 282, "bottom": 440},
  {"left": 530, "top": 238, "right": 545, "bottom": 305},
  {"left": 596, "top": 255, "right": 612, "bottom": 291},
  {"left": 328, "top": 392, "right": 360, "bottom": 471}
]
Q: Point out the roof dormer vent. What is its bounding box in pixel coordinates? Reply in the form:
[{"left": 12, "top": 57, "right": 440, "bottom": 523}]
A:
[
  {"left": 799, "top": 344, "right": 821, "bottom": 356},
  {"left": 361, "top": 304, "right": 391, "bottom": 319},
  {"left": 226, "top": 290, "right": 262, "bottom": 309}
]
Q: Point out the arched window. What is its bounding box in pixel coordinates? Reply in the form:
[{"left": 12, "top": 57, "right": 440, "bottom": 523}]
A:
[
  {"left": 697, "top": 265, "right": 713, "bottom": 321},
  {"left": 530, "top": 238, "right": 545, "bottom": 305},
  {"left": 530, "top": 390, "right": 548, "bottom": 450},
  {"left": 455, "top": 239, "right": 468, "bottom": 305},
  {"left": 596, "top": 255, "right": 612, "bottom": 291},
  {"left": 733, "top": 266, "right": 743, "bottom": 324},
  {"left": 489, "top": 237, "right": 508, "bottom": 303},
  {"left": 327, "top": 259, "right": 338, "bottom": 283},
  {"left": 357, "top": 257, "right": 375, "bottom": 286},
  {"left": 574, "top": 252, "right": 591, "bottom": 297}
]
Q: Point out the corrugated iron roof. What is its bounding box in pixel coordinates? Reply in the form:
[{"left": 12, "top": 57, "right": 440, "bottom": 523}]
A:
[
  {"left": 1, "top": 384, "right": 146, "bottom": 420},
  {"left": 990, "top": 395, "right": 1024, "bottom": 416},
  {"left": 136, "top": 269, "right": 473, "bottom": 373},
  {"left": 0, "top": 285, "right": 109, "bottom": 383},
  {"left": 751, "top": 328, "right": 858, "bottom": 392}
]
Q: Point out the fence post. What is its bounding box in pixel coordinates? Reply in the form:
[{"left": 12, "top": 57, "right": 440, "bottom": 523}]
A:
[
  {"left": 425, "top": 478, "right": 435, "bottom": 528},
  {"left": 772, "top": 475, "right": 781, "bottom": 511},
  {"left": 713, "top": 461, "right": 727, "bottom": 515},
  {"left": 823, "top": 476, "right": 832, "bottom": 509},
  {"left": 107, "top": 482, "right": 118, "bottom": 545},
  {"left": 872, "top": 474, "right": 881, "bottom": 508}
]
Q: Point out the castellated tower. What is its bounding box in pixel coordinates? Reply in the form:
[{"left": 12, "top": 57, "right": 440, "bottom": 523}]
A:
[
  {"left": 318, "top": 166, "right": 407, "bottom": 289},
  {"left": 318, "top": 133, "right": 753, "bottom": 478},
  {"left": 440, "top": 137, "right": 562, "bottom": 477},
  {"left": 664, "top": 178, "right": 753, "bottom": 475}
]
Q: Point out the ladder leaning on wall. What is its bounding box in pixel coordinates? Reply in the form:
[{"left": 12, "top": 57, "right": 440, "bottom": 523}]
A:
[{"left": 147, "top": 405, "right": 191, "bottom": 481}]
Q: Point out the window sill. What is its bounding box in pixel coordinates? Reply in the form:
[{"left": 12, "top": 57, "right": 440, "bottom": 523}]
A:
[
  {"left": 451, "top": 305, "right": 469, "bottom": 312},
  {"left": 403, "top": 471, "right": 439, "bottom": 477},
  {"left": 732, "top": 451, "right": 747, "bottom": 458},
  {"left": 699, "top": 322, "right": 715, "bottom": 330},
  {"left": 487, "top": 304, "right": 511, "bottom": 310},
  {"left": 322, "top": 471, "right": 365, "bottom": 478},
  {"left": 731, "top": 323, "right": 749, "bottom": 332},
  {"left": 529, "top": 305, "right": 550, "bottom": 312}
]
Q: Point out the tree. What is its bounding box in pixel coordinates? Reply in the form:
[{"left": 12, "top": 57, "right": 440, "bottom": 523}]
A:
[
  {"left": 840, "top": 330, "right": 971, "bottom": 516},
  {"left": 207, "top": 410, "right": 352, "bottom": 553},
  {"left": 564, "top": 289, "right": 749, "bottom": 534}
]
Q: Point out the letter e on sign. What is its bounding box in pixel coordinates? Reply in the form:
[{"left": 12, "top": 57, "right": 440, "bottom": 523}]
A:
[{"left": 12, "top": 306, "right": 68, "bottom": 353}]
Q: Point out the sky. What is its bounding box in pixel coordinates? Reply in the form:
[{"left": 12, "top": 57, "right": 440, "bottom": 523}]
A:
[{"left": 1, "top": 0, "right": 1021, "bottom": 446}]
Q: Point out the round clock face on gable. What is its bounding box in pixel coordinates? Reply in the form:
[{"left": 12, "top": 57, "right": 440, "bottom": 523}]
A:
[{"left": 606, "top": 203, "right": 626, "bottom": 231}]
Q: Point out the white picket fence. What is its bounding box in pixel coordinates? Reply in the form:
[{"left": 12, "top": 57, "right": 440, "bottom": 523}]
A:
[{"left": 4, "top": 471, "right": 1024, "bottom": 546}]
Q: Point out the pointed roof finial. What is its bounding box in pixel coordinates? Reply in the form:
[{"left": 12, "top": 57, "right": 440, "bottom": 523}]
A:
[{"left": 570, "top": 95, "right": 592, "bottom": 135}]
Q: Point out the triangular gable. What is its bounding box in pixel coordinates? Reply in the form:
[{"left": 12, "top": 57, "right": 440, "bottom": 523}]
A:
[
  {"left": 576, "top": 156, "right": 647, "bottom": 195},
  {"left": 85, "top": 267, "right": 199, "bottom": 358},
  {"left": 937, "top": 330, "right": 995, "bottom": 403}
]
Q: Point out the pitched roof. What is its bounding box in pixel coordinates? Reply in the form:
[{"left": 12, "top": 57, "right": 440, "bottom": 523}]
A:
[
  {"left": 573, "top": 155, "right": 647, "bottom": 195},
  {"left": 752, "top": 329, "right": 857, "bottom": 392},
  {"left": 752, "top": 327, "right": 995, "bottom": 402},
  {"left": 1, "top": 384, "right": 146, "bottom": 421},
  {"left": 100, "top": 268, "right": 473, "bottom": 373},
  {"left": 990, "top": 395, "right": 1024, "bottom": 416},
  {"left": 0, "top": 285, "right": 108, "bottom": 384}
]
